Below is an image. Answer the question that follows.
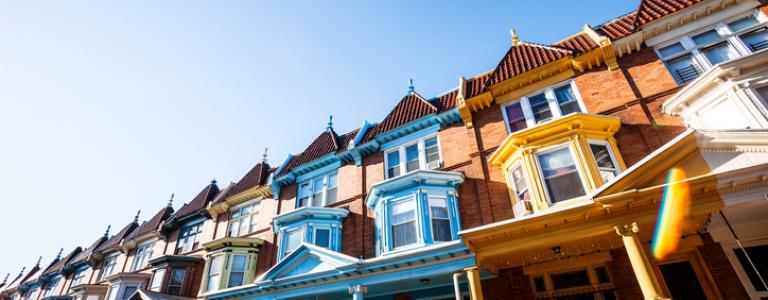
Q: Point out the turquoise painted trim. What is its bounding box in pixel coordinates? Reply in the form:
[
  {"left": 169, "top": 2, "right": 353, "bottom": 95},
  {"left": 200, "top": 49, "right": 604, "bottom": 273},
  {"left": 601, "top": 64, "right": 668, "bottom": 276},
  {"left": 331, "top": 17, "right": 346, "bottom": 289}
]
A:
[
  {"left": 381, "top": 123, "right": 440, "bottom": 151},
  {"left": 181, "top": 216, "right": 206, "bottom": 227},
  {"left": 271, "top": 154, "right": 294, "bottom": 198},
  {"left": 296, "top": 161, "right": 340, "bottom": 182},
  {"left": 352, "top": 120, "right": 374, "bottom": 148},
  {"left": 273, "top": 207, "right": 348, "bottom": 261}
]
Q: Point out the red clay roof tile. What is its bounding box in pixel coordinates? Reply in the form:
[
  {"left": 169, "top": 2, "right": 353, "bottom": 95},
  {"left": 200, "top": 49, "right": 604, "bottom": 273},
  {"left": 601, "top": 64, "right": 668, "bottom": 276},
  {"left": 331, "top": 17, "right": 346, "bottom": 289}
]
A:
[
  {"left": 278, "top": 128, "right": 359, "bottom": 177},
  {"left": 554, "top": 33, "right": 599, "bottom": 53},
  {"left": 226, "top": 162, "right": 272, "bottom": 198},
  {"left": 636, "top": 0, "right": 702, "bottom": 25},
  {"left": 485, "top": 42, "right": 572, "bottom": 87},
  {"left": 596, "top": 12, "right": 639, "bottom": 41},
  {"left": 361, "top": 93, "right": 438, "bottom": 143}
]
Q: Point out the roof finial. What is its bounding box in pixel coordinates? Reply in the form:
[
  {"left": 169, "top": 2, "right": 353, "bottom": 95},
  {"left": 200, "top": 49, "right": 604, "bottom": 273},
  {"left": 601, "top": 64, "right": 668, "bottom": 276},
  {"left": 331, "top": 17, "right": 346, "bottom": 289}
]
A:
[
  {"left": 18, "top": 267, "right": 25, "bottom": 277},
  {"left": 35, "top": 256, "right": 42, "bottom": 266},
  {"left": 104, "top": 225, "right": 111, "bottom": 238},
  {"left": 168, "top": 193, "right": 174, "bottom": 207},
  {"left": 326, "top": 115, "right": 334, "bottom": 131},
  {"left": 134, "top": 210, "right": 141, "bottom": 222},
  {"left": 510, "top": 28, "right": 520, "bottom": 46},
  {"left": 55, "top": 248, "right": 63, "bottom": 260},
  {"left": 261, "top": 148, "right": 268, "bottom": 164},
  {"left": 408, "top": 78, "right": 415, "bottom": 94},
  {"left": 3, "top": 273, "right": 9, "bottom": 284}
]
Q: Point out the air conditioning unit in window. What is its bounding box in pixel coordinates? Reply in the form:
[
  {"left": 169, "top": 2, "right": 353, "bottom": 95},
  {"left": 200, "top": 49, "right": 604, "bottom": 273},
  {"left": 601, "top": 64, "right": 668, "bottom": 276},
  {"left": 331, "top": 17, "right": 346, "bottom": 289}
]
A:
[
  {"left": 513, "top": 200, "right": 534, "bottom": 217},
  {"left": 427, "top": 160, "right": 444, "bottom": 170}
]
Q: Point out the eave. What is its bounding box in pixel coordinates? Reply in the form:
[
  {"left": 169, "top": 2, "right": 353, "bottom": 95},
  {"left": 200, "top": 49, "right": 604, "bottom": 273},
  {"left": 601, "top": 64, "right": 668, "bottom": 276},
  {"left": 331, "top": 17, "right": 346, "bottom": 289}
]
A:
[
  {"left": 208, "top": 185, "right": 272, "bottom": 217},
  {"left": 365, "top": 170, "right": 465, "bottom": 209},
  {"left": 272, "top": 207, "right": 349, "bottom": 232},
  {"left": 202, "top": 237, "right": 265, "bottom": 252}
]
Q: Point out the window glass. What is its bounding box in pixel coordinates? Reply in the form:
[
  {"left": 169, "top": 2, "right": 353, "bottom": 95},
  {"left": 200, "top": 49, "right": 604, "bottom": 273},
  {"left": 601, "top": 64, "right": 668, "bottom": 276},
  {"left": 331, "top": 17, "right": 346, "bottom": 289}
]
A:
[
  {"left": 122, "top": 287, "right": 136, "bottom": 300},
  {"left": 537, "top": 147, "right": 586, "bottom": 203},
  {"left": 227, "top": 255, "right": 247, "bottom": 288},
  {"left": 297, "top": 182, "right": 311, "bottom": 208},
  {"left": 99, "top": 254, "right": 118, "bottom": 281},
  {"left": 249, "top": 205, "right": 260, "bottom": 233},
  {"left": 554, "top": 85, "right": 581, "bottom": 115},
  {"left": 733, "top": 245, "right": 768, "bottom": 291},
  {"left": 283, "top": 229, "right": 303, "bottom": 257},
  {"left": 729, "top": 15, "right": 760, "bottom": 32},
  {"left": 428, "top": 197, "right": 452, "bottom": 242},
  {"left": 533, "top": 276, "right": 546, "bottom": 293},
  {"left": 326, "top": 173, "right": 338, "bottom": 204},
  {"left": 386, "top": 151, "right": 401, "bottom": 178},
  {"left": 176, "top": 223, "right": 202, "bottom": 254},
  {"left": 741, "top": 28, "right": 768, "bottom": 52},
  {"left": 206, "top": 255, "right": 223, "bottom": 291},
  {"left": 594, "top": 265, "right": 611, "bottom": 284},
  {"left": 504, "top": 102, "right": 528, "bottom": 133},
  {"left": 167, "top": 269, "right": 185, "bottom": 295},
  {"left": 528, "top": 93, "right": 552, "bottom": 123},
  {"left": 43, "top": 276, "right": 60, "bottom": 297},
  {"left": 150, "top": 269, "right": 165, "bottom": 292},
  {"left": 550, "top": 269, "right": 591, "bottom": 290},
  {"left": 314, "top": 228, "right": 331, "bottom": 248},
  {"left": 424, "top": 137, "right": 440, "bottom": 168},
  {"left": 71, "top": 269, "right": 87, "bottom": 287},
  {"left": 702, "top": 42, "right": 739, "bottom": 65},
  {"left": 405, "top": 144, "right": 420, "bottom": 172},
  {"left": 589, "top": 143, "right": 619, "bottom": 182},
  {"left": 131, "top": 241, "right": 154, "bottom": 271},
  {"left": 312, "top": 177, "right": 324, "bottom": 207},
  {"left": 692, "top": 29, "right": 721, "bottom": 45},
  {"left": 667, "top": 54, "right": 702, "bottom": 84},
  {"left": 390, "top": 199, "right": 417, "bottom": 248},
  {"left": 658, "top": 42, "right": 686, "bottom": 58},
  {"left": 508, "top": 164, "right": 530, "bottom": 201}
]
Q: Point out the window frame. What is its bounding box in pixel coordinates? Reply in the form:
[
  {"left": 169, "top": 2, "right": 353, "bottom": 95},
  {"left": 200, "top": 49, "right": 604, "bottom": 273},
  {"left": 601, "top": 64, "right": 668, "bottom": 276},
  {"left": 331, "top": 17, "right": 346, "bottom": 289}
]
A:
[
  {"left": 383, "top": 134, "right": 443, "bottom": 179},
  {"left": 530, "top": 265, "right": 616, "bottom": 299},
  {"left": 533, "top": 143, "right": 589, "bottom": 206},
  {"left": 42, "top": 275, "right": 60, "bottom": 297},
  {"left": 71, "top": 268, "right": 87, "bottom": 287},
  {"left": 722, "top": 238, "right": 768, "bottom": 298},
  {"left": 427, "top": 195, "right": 452, "bottom": 243},
  {"left": 149, "top": 269, "right": 165, "bottom": 292},
  {"left": 313, "top": 227, "right": 332, "bottom": 249},
  {"left": 130, "top": 240, "right": 155, "bottom": 271},
  {"left": 500, "top": 80, "right": 586, "bottom": 134},
  {"left": 226, "top": 255, "right": 248, "bottom": 288},
  {"left": 281, "top": 227, "right": 305, "bottom": 258},
  {"left": 507, "top": 162, "right": 530, "bottom": 202},
  {"left": 227, "top": 200, "right": 262, "bottom": 237},
  {"left": 388, "top": 196, "right": 420, "bottom": 250},
  {"left": 98, "top": 253, "right": 119, "bottom": 281},
  {"left": 175, "top": 221, "right": 203, "bottom": 254},
  {"left": 588, "top": 139, "right": 622, "bottom": 183},
  {"left": 205, "top": 255, "right": 224, "bottom": 292},
  {"left": 296, "top": 171, "right": 338, "bottom": 208}
]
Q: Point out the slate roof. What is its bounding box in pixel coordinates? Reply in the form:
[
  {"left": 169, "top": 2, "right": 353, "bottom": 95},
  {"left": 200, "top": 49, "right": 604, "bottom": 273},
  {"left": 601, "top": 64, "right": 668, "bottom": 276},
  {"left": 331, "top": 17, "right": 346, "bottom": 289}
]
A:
[
  {"left": 125, "top": 205, "right": 174, "bottom": 241},
  {"left": 67, "top": 235, "right": 107, "bottom": 267},
  {"left": 95, "top": 221, "right": 138, "bottom": 253},
  {"left": 484, "top": 42, "right": 572, "bottom": 87},
  {"left": 42, "top": 248, "right": 82, "bottom": 275},
  {"left": 172, "top": 182, "right": 218, "bottom": 219},
  {"left": 225, "top": 162, "right": 272, "bottom": 198}
]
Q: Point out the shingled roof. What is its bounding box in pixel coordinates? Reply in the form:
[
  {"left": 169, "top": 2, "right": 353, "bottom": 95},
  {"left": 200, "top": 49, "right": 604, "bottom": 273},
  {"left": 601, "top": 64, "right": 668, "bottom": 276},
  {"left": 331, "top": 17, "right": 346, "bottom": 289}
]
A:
[
  {"left": 95, "top": 220, "right": 138, "bottom": 253},
  {"left": 67, "top": 235, "right": 107, "bottom": 267},
  {"left": 361, "top": 93, "right": 444, "bottom": 144},
  {"left": 554, "top": 33, "right": 599, "bottom": 53},
  {"left": 635, "top": 0, "right": 703, "bottom": 25},
  {"left": 42, "top": 248, "right": 82, "bottom": 276},
  {"left": 125, "top": 205, "right": 174, "bottom": 241},
  {"left": 279, "top": 128, "right": 359, "bottom": 177},
  {"left": 225, "top": 162, "right": 271, "bottom": 198},
  {"left": 596, "top": 12, "right": 639, "bottom": 41},
  {"left": 173, "top": 182, "right": 218, "bottom": 219},
  {"left": 484, "top": 42, "right": 572, "bottom": 88}
]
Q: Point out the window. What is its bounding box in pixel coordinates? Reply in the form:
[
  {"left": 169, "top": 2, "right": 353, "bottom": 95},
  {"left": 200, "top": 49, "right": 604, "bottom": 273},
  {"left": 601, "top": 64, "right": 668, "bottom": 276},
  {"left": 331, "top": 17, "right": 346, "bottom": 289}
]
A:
[
  {"left": 428, "top": 197, "right": 452, "bottom": 242},
  {"left": 226, "top": 255, "right": 247, "bottom": 288},
  {"left": 536, "top": 145, "right": 586, "bottom": 204},
  {"left": 314, "top": 228, "right": 331, "bottom": 249},
  {"left": 24, "top": 288, "right": 38, "bottom": 300},
  {"left": 71, "top": 269, "right": 87, "bottom": 287},
  {"left": 227, "top": 201, "right": 261, "bottom": 237},
  {"left": 206, "top": 255, "right": 224, "bottom": 292},
  {"left": 384, "top": 135, "right": 442, "bottom": 179},
  {"left": 130, "top": 241, "right": 154, "bottom": 271},
  {"left": 167, "top": 269, "right": 185, "bottom": 295},
  {"left": 508, "top": 163, "right": 530, "bottom": 201},
  {"left": 98, "top": 254, "right": 118, "bottom": 281},
  {"left": 149, "top": 269, "right": 165, "bottom": 292},
  {"left": 733, "top": 245, "right": 768, "bottom": 292},
  {"left": 501, "top": 81, "right": 583, "bottom": 134},
  {"left": 390, "top": 198, "right": 418, "bottom": 248},
  {"left": 532, "top": 266, "right": 616, "bottom": 300},
  {"left": 176, "top": 222, "right": 202, "bottom": 254},
  {"left": 656, "top": 11, "right": 768, "bottom": 84},
  {"left": 589, "top": 142, "right": 620, "bottom": 182},
  {"left": 282, "top": 228, "right": 303, "bottom": 258},
  {"left": 296, "top": 172, "right": 338, "bottom": 208},
  {"left": 121, "top": 287, "right": 136, "bottom": 300},
  {"left": 43, "top": 276, "right": 60, "bottom": 297}
]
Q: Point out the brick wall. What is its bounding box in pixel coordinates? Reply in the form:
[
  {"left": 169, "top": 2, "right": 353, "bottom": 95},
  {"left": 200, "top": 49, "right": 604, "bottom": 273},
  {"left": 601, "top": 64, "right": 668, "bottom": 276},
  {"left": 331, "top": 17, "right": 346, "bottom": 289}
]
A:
[
  {"left": 697, "top": 233, "right": 750, "bottom": 299},
  {"left": 608, "top": 248, "right": 644, "bottom": 300},
  {"left": 481, "top": 267, "right": 536, "bottom": 300}
]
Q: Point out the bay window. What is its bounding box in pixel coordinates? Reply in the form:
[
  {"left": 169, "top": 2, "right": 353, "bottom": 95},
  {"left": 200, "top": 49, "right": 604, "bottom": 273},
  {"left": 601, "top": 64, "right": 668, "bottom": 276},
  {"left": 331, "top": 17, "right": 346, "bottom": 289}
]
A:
[
  {"left": 390, "top": 198, "right": 418, "bottom": 249},
  {"left": 428, "top": 197, "right": 452, "bottom": 242},
  {"left": 314, "top": 228, "right": 331, "bottom": 249},
  {"left": 273, "top": 207, "right": 347, "bottom": 261},
  {"left": 226, "top": 256, "right": 247, "bottom": 288},
  {"left": 149, "top": 269, "right": 164, "bottom": 292},
  {"left": 175, "top": 222, "right": 202, "bottom": 254},
  {"left": 508, "top": 163, "right": 530, "bottom": 201},
  {"left": 130, "top": 241, "right": 154, "bottom": 271},
  {"left": 501, "top": 81, "right": 584, "bottom": 134},
  {"left": 282, "top": 228, "right": 304, "bottom": 258},
  {"left": 227, "top": 201, "right": 261, "bottom": 237},
  {"left": 589, "top": 141, "right": 620, "bottom": 183},
  {"left": 384, "top": 135, "right": 442, "bottom": 179},
  {"left": 536, "top": 145, "right": 586, "bottom": 204},
  {"left": 297, "top": 172, "right": 337, "bottom": 208},
  {"left": 167, "top": 269, "right": 185, "bottom": 295},
  {"left": 205, "top": 256, "right": 223, "bottom": 292}
]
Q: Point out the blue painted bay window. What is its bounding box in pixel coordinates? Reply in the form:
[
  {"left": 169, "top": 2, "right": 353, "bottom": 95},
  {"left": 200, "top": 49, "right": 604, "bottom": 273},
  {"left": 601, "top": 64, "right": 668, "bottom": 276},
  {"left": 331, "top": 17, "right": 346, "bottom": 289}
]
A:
[
  {"left": 366, "top": 170, "right": 464, "bottom": 256},
  {"left": 273, "top": 207, "right": 348, "bottom": 261}
]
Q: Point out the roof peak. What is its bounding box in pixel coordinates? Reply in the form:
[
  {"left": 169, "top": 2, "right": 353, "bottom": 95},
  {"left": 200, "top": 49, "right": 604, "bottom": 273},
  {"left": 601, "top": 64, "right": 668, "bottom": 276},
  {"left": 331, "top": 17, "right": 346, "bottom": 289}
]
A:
[
  {"left": 510, "top": 28, "right": 520, "bottom": 46},
  {"left": 407, "top": 78, "right": 415, "bottom": 95}
]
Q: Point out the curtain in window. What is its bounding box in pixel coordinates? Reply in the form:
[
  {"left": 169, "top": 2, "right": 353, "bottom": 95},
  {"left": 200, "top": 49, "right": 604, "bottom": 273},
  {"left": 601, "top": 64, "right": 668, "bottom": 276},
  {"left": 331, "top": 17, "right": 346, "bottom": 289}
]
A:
[
  {"left": 538, "top": 147, "right": 586, "bottom": 203},
  {"left": 429, "top": 198, "right": 452, "bottom": 242},
  {"left": 167, "top": 269, "right": 185, "bottom": 295},
  {"left": 391, "top": 199, "right": 417, "bottom": 248},
  {"left": 554, "top": 85, "right": 580, "bottom": 115},
  {"left": 283, "top": 229, "right": 303, "bottom": 257},
  {"left": 589, "top": 144, "right": 618, "bottom": 182}
]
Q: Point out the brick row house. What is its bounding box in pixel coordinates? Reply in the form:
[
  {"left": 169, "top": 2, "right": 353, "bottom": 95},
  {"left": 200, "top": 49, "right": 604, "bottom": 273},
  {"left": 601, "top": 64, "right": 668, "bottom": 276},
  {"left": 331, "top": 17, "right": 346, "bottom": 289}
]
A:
[{"left": 2, "top": 0, "right": 768, "bottom": 299}]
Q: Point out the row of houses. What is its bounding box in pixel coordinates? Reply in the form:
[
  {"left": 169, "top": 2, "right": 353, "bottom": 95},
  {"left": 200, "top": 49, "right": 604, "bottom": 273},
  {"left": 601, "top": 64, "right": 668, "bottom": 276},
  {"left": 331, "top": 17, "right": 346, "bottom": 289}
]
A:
[{"left": 2, "top": 0, "right": 768, "bottom": 299}]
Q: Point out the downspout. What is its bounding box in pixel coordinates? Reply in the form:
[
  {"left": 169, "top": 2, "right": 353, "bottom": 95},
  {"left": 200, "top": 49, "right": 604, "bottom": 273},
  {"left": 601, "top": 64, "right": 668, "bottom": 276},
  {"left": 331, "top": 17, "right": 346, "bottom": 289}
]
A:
[
  {"left": 453, "top": 270, "right": 464, "bottom": 300},
  {"left": 719, "top": 211, "right": 768, "bottom": 291}
]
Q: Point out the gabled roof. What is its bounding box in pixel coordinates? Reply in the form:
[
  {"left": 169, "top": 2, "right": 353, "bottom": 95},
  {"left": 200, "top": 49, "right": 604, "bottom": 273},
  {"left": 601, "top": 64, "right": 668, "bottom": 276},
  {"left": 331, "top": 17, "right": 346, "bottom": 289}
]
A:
[
  {"left": 464, "top": 72, "right": 492, "bottom": 98},
  {"left": 43, "top": 248, "right": 82, "bottom": 276},
  {"left": 129, "top": 289, "right": 196, "bottom": 300},
  {"left": 96, "top": 220, "right": 138, "bottom": 253},
  {"left": 361, "top": 93, "right": 440, "bottom": 143},
  {"left": 279, "top": 128, "right": 359, "bottom": 176},
  {"left": 596, "top": 11, "right": 639, "bottom": 41},
  {"left": 67, "top": 235, "right": 107, "bottom": 267},
  {"left": 173, "top": 182, "right": 218, "bottom": 219},
  {"left": 554, "top": 33, "right": 599, "bottom": 53},
  {"left": 125, "top": 205, "right": 174, "bottom": 241},
  {"left": 224, "top": 162, "right": 271, "bottom": 199},
  {"left": 635, "top": 0, "right": 703, "bottom": 25},
  {"left": 258, "top": 243, "right": 359, "bottom": 283},
  {"left": 484, "top": 42, "right": 572, "bottom": 88}
]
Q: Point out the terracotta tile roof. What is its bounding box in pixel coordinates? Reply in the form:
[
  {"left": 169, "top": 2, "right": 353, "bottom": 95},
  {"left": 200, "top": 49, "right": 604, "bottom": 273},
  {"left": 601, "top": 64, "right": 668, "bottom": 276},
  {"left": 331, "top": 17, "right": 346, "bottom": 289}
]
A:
[
  {"left": 361, "top": 93, "right": 438, "bottom": 143},
  {"left": 636, "top": 0, "right": 702, "bottom": 25},
  {"left": 554, "top": 33, "right": 599, "bottom": 53},
  {"left": 279, "top": 128, "right": 359, "bottom": 176},
  {"left": 225, "top": 162, "right": 271, "bottom": 197},
  {"left": 125, "top": 206, "right": 174, "bottom": 241},
  {"left": 596, "top": 12, "right": 639, "bottom": 41},
  {"left": 465, "top": 72, "right": 492, "bottom": 98},
  {"left": 95, "top": 221, "right": 138, "bottom": 253},
  {"left": 173, "top": 182, "right": 218, "bottom": 219},
  {"left": 484, "top": 42, "right": 572, "bottom": 87},
  {"left": 42, "top": 248, "right": 81, "bottom": 275},
  {"left": 431, "top": 90, "right": 457, "bottom": 113}
]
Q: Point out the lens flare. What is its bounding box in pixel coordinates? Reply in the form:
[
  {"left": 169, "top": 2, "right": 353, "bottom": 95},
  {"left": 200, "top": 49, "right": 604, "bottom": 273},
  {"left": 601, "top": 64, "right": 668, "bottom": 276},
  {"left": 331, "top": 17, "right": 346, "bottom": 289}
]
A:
[{"left": 652, "top": 167, "right": 691, "bottom": 261}]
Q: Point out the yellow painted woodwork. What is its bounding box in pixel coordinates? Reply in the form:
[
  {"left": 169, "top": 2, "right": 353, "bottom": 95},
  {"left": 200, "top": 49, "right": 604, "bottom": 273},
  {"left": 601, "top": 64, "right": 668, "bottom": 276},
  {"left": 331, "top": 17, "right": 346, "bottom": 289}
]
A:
[{"left": 465, "top": 267, "right": 484, "bottom": 300}]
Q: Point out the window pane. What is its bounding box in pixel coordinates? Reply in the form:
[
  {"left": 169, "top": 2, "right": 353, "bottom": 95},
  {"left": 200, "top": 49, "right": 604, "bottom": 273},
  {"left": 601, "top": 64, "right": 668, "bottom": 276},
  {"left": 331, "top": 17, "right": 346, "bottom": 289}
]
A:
[
  {"left": 391, "top": 199, "right": 417, "bottom": 248},
  {"left": 692, "top": 29, "right": 721, "bottom": 45},
  {"left": 387, "top": 151, "right": 400, "bottom": 178},
  {"left": 741, "top": 28, "right": 768, "bottom": 52},
  {"left": 729, "top": 15, "right": 760, "bottom": 32},
  {"left": 424, "top": 137, "right": 440, "bottom": 167},
  {"left": 168, "top": 269, "right": 185, "bottom": 295},
  {"left": 122, "top": 287, "right": 136, "bottom": 300},
  {"left": 590, "top": 143, "right": 618, "bottom": 182},
  {"left": 228, "top": 221, "right": 239, "bottom": 237},
  {"left": 315, "top": 229, "right": 331, "bottom": 248},
  {"left": 594, "top": 266, "right": 611, "bottom": 284},
  {"left": 283, "top": 230, "right": 303, "bottom": 257},
  {"left": 667, "top": 54, "right": 702, "bottom": 83},
  {"left": 733, "top": 245, "right": 768, "bottom": 291},
  {"left": 533, "top": 276, "right": 547, "bottom": 293},
  {"left": 405, "top": 144, "right": 419, "bottom": 172},
  {"left": 554, "top": 85, "right": 581, "bottom": 115},
  {"left": 206, "top": 256, "right": 223, "bottom": 291},
  {"left": 528, "top": 93, "right": 552, "bottom": 123},
  {"left": 658, "top": 42, "right": 686, "bottom": 58},
  {"left": 429, "top": 198, "right": 452, "bottom": 242},
  {"left": 551, "top": 269, "right": 591, "bottom": 290},
  {"left": 227, "top": 256, "right": 246, "bottom": 288},
  {"left": 392, "top": 222, "right": 417, "bottom": 248},
  {"left": 508, "top": 164, "right": 530, "bottom": 201},
  {"left": 150, "top": 269, "right": 164, "bottom": 291},
  {"left": 312, "top": 177, "right": 324, "bottom": 206},
  {"left": 702, "top": 42, "right": 739, "bottom": 65},
  {"left": 538, "top": 147, "right": 586, "bottom": 203},
  {"left": 504, "top": 102, "right": 528, "bottom": 133},
  {"left": 298, "top": 182, "right": 311, "bottom": 207}
]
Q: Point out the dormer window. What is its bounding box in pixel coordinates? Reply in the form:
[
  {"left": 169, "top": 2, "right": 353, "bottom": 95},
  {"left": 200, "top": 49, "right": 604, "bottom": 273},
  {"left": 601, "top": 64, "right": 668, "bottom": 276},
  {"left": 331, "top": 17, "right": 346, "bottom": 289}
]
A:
[
  {"left": 297, "top": 171, "right": 337, "bottom": 208},
  {"left": 71, "top": 268, "right": 87, "bottom": 286},
  {"left": 384, "top": 135, "right": 442, "bottom": 179},
  {"left": 130, "top": 240, "right": 154, "bottom": 271},
  {"left": 175, "top": 221, "right": 202, "bottom": 254},
  {"left": 501, "top": 81, "right": 584, "bottom": 134},
  {"left": 273, "top": 207, "right": 348, "bottom": 261}
]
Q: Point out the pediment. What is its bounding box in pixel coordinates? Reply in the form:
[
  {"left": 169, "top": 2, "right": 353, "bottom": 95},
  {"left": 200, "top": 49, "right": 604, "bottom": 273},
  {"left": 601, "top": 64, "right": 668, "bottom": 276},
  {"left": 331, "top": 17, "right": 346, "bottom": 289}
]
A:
[{"left": 258, "top": 244, "right": 358, "bottom": 282}]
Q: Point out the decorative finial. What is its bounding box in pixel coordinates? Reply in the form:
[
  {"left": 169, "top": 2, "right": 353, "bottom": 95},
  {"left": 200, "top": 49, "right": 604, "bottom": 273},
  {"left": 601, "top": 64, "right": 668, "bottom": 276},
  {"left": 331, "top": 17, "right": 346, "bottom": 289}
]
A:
[
  {"left": 3, "top": 273, "right": 9, "bottom": 284},
  {"left": 262, "top": 148, "right": 268, "bottom": 164},
  {"left": 35, "top": 256, "right": 42, "bottom": 266},
  {"left": 104, "top": 225, "right": 111, "bottom": 238},
  {"left": 511, "top": 29, "right": 520, "bottom": 46},
  {"left": 134, "top": 210, "right": 141, "bottom": 222},
  {"left": 326, "top": 115, "right": 334, "bottom": 131},
  {"left": 168, "top": 193, "right": 174, "bottom": 207},
  {"left": 56, "top": 248, "right": 63, "bottom": 260},
  {"left": 408, "top": 78, "right": 415, "bottom": 94},
  {"left": 18, "top": 267, "right": 25, "bottom": 277}
]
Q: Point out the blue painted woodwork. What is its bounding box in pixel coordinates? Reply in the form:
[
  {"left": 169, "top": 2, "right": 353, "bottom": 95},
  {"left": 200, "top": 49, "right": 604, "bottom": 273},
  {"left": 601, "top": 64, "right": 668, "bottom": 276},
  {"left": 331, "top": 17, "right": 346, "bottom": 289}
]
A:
[{"left": 273, "top": 207, "right": 348, "bottom": 261}]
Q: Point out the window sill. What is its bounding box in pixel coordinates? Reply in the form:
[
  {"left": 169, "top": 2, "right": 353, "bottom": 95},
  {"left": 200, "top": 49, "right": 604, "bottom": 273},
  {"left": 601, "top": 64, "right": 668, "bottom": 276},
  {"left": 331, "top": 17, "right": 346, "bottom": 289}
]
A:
[{"left": 381, "top": 240, "right": 456, "bottom": 257}]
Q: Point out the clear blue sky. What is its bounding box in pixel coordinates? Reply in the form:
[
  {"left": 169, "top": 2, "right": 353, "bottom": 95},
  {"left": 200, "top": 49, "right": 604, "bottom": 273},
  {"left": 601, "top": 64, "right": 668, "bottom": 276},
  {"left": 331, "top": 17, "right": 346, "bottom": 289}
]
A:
[{"left": 0, "top": 1, "right": 637, "bottom": 275}]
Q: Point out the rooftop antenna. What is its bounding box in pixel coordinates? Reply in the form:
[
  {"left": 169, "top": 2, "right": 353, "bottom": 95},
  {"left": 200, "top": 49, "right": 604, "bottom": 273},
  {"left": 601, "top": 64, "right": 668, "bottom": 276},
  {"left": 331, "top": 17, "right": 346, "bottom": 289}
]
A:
[
  {"left": 134, "top": 210, "right": 141, "bottom": 223},
  {"left": 104, "top": 225, "right": 111, "bottom": 238},
  {"left": 510, "top": 28, "right": 520, "bottom": 46},
  {"left": 326, "top": 115, "right": 334, "bottom": 132},
  {"left": 167, "top": 193, "right": 174, "bottom": 207},
  {"left": 262, "top": 148, "right": 268, "bottom": 164},
  {"left": 408, "top": 78, "right": 415, "bottom": 94}
]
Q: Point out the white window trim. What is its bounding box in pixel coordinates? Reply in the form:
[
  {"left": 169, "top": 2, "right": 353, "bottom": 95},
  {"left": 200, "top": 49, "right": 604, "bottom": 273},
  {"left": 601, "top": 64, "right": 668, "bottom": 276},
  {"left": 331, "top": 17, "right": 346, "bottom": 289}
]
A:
[
  {"left": 721, "top": 238, "right": 768, "bottom": 299},
  {"left": 227, "top": 199, "right": 261, "bottom": 237},
  {"left": 281, "top": 227, "right": 305, "bottom": 258},
  {"left": 500, "top": 80, "right": 586, "bottom": 134},
  {"left": 533, "top": 143, "right": 589, "bottom": 206},
  {"left": 587, "top": 139, "right": 622, "bottom": 178},
  {"left": 383, "top": 134, "right": 443, "bottom": 179},
  {"left": 297, "top": 172, "right": 338, "bottom": 208},
  {"left": 427, "top": 195, "right": 452, "bottom": 243},
  {"left": 205, "top": 254, "right": 224, "bottom": 292},
  {"left": 226, "top": 255, "right": 247, "bottom": 288},
  {"left": 655, "top": 9, "right": 768, "bottom": 84},
  {"left": 177, "top": 222, "right": 203, "bottom": 254},
  {"left": 149, "top": 269, "right": 165, "bottom": 292},
  {"left": 99, "top": 253, "right": 119, "bottom": 281},
  {"left": 130, "top": 240, "right": 155, "bottom": 271}
]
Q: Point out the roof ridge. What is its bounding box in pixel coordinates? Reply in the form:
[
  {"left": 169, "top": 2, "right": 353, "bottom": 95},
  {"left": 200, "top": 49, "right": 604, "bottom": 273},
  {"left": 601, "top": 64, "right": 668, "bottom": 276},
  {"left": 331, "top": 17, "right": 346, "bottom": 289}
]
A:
[
  {"left": 409, "top": 91, "right": 438, "bottom": 112},
  {"left": 518, "top": 41, "right": 573, "bottom": 54}
]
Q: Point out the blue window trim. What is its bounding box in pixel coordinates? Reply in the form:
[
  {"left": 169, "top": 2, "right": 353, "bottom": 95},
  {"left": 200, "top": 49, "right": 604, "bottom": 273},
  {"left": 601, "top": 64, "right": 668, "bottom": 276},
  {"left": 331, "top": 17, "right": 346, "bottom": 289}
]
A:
[
  {"left": 381, "top": 123, "right": 440, "bottom": 151},
  {"left": 273, "top": 207, "right": 348, "bottom": 261}
]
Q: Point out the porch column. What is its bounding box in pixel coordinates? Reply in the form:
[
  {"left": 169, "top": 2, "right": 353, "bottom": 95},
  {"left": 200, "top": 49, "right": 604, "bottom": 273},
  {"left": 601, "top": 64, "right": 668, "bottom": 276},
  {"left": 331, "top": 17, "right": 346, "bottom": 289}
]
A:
[
  {"left": 465, "top": 267, "right": 484, "bottom": 300},
  {"left": 615, "top": 222, "right": 667, "bottom": 300},
  {"left": 348, "top": 285, "right": 367, "bottom": 300}
]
